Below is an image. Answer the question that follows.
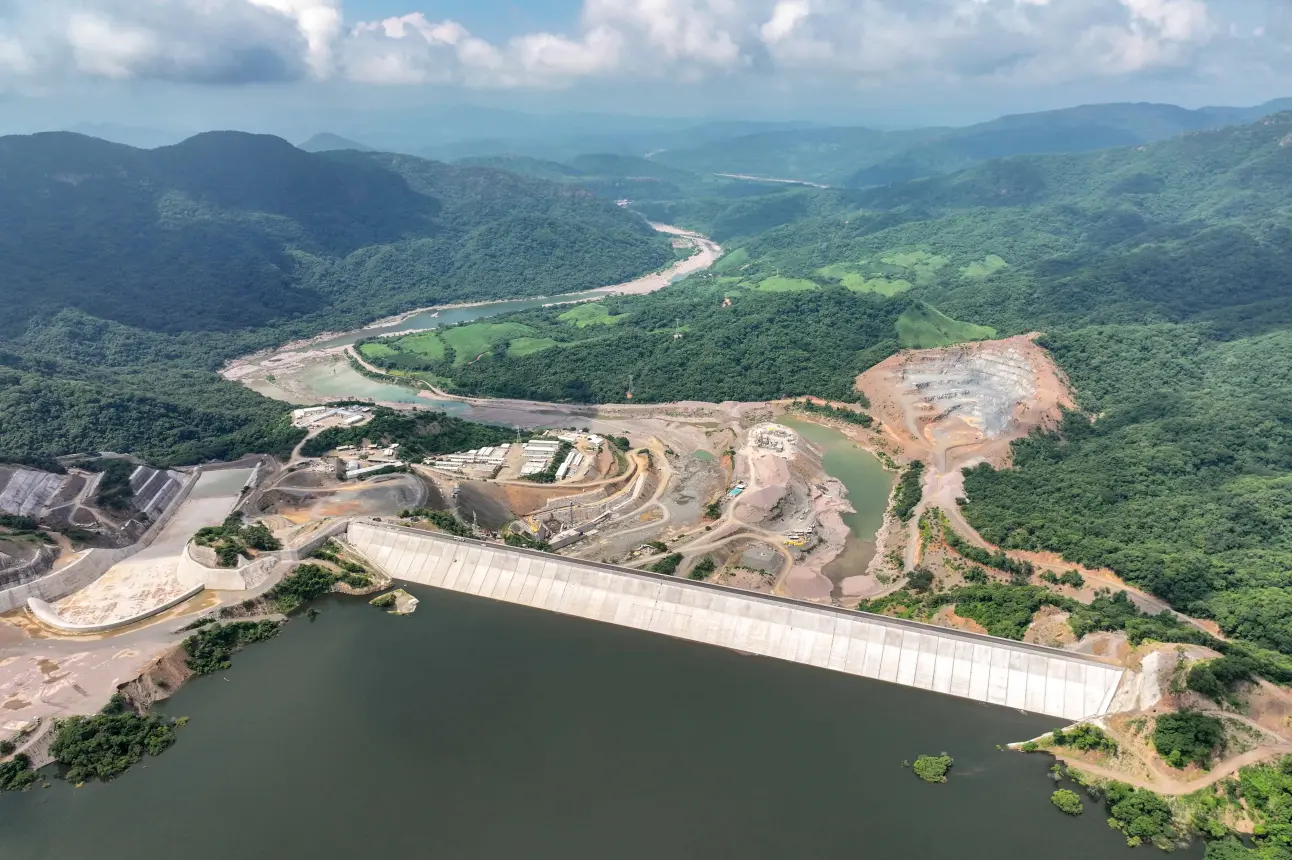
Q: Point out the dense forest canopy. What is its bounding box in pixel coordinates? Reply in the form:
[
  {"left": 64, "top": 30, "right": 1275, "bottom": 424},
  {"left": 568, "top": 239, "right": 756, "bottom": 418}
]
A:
[
  {"left": 361, "top": 287, "right": 907, "bottom": 404},
  {"left": 0, "top": 131, "right": 671, "bottom": 463}
]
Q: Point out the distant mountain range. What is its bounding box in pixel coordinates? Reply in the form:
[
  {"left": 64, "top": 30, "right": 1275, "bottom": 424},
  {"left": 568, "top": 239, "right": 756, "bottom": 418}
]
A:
[
  {"left": 297, "top": 132, "right": 374, "bottom": 153},
  {"left": 649, "top": 99, "right": 1292, "bottom": 188}
]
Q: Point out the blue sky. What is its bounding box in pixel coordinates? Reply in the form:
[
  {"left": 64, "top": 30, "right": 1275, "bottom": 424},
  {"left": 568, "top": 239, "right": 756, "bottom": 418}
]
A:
[{"left": 0, "top": 0, "right": 1290, "bottom": 135}]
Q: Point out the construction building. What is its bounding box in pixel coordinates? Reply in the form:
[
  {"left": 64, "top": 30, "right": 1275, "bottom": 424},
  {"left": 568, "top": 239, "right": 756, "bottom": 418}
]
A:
[{"left": 428, "top": 443, "right": 510, "bottom": 479}]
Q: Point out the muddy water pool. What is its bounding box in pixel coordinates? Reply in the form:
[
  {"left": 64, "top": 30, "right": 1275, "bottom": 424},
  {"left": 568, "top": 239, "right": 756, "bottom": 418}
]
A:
[{"left": 780, "top": 417, "right": 894, "bottom": 594}]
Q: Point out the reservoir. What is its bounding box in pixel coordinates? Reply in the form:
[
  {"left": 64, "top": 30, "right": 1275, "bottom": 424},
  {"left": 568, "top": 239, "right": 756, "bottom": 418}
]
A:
[
  {"left": 0, "top": 588, "right": 1170, "bottom": 859},
  {"left": 781, "top": 417, "right": 894, "bottom": 593}
]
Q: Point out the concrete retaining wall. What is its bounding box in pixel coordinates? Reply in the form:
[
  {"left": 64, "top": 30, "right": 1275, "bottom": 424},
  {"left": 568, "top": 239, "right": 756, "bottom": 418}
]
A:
[
  {"left": 348, "top": 521, "right": 1126, "bottom": 721},
  {"left": 0, "top": 472, "right": 201, "bottom": 614},
  {"left": 277, "top": 518, "right": 354, "bottom": 562},
  {"left": 26, "top": 584, "right": 204, "bottom": 634},
  {"left": 175, "top": 544, "right": 277, "bottom": 591}
]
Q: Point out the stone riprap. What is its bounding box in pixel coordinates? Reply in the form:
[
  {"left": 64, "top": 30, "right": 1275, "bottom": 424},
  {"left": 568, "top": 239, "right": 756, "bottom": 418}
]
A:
[{"left": 347, "top": 522, "right": 1125, "bottom": 721}]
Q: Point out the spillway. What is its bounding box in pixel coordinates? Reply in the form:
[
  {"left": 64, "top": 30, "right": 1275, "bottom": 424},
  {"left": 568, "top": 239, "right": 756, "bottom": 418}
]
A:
[{"left": 346, "top": 521, "right": 1124, "bottom": 721}]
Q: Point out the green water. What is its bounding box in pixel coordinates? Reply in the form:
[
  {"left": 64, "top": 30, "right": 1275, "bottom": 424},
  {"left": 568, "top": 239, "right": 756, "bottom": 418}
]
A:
[
  {"left": 0, "top": 589, "right": 1174, "bottom": 859},
  {"left": 781, "top": 417, "right": 893, "bottom": 589},
  {"left": 692, "top": 450, "right": 715, "bottom": 462}
]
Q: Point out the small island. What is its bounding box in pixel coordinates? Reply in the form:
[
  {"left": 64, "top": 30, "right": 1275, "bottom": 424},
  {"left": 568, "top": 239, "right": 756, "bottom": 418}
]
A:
[
  {"left": 912, "top": 754, "right": 954, "bottom": 784},
  {"left": 370, "top": 589, "right": 419, "bottom": 615}
]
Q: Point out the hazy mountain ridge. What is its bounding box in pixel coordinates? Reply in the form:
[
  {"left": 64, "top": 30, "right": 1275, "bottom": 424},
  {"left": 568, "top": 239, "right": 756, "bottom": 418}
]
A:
[
  {"left": 648, "top": 99, "right": 1292, "bottom": 188},
  {"left": 298, "top": 132, "right": 374, "bottom": 152}
]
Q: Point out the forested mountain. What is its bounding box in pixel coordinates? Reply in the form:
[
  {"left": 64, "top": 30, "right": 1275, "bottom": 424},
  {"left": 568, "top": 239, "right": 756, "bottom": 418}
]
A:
[
  {"left": 298, "top": 132, "right": 374, "bottom": 152},
  {"left": 0, "top": 131, "right": 671, "bottom": 463},
  {"left": 419, "top": 112, "right": 1292, "bottom": 655},
  {"left": 0, "top": 131, "right": 669, "bottom": 336},
  {"left": 649, "top": 98, "right": 1292, "bottom": 187}
]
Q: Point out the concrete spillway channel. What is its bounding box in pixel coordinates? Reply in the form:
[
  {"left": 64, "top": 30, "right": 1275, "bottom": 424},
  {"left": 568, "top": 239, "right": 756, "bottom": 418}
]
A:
[{"left": 347, "top": 522, "right": 1124, "bottom": 721}]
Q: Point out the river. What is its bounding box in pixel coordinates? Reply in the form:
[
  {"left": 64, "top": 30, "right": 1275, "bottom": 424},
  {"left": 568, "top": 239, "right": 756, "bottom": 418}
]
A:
[
  {"left": 0, "top": 588, "right": 1172, "bottom": 859},
  {"left": 242, "top": 290, "right": 615, "bottom": 409},
  {"left": 781, "top": 418, "right": 894, "bottom": 595}
]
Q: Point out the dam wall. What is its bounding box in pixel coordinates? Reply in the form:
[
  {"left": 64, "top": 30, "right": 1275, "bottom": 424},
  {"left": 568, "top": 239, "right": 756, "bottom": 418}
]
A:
[{"left": 347, "top": 522, "right": 1125, "bottom": 721}]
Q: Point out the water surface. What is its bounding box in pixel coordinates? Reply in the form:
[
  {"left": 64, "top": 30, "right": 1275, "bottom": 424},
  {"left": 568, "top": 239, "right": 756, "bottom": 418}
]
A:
[
  {"left": 0, "top": 588, "right": 1177, "bottom": 859},
  {"left": 782, "top": 417, "right": 894, "bottom": 591}
]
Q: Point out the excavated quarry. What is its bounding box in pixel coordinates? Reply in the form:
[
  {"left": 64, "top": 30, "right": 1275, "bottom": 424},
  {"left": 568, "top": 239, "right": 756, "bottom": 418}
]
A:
[{"left": 857, "top": 334, "right": 1073, "bottom": 469}]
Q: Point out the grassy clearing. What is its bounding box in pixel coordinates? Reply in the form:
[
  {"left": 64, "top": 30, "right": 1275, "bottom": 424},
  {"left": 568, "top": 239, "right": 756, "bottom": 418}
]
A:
[
  {"left": 897, "top": 304, "right": 997, "bottom": 348},
  {"left": 960, "top": 254, "right": 1008, "bottom": 278},
  {"left": 558, "top": 303, "right": 626, "bottom": 327},
  {"left": 840, "top": 273, "right": 913, "bottom": 296},
  {"left": 440, "top": 322, "right": 536, "bottom": 364},
  {"left": 358, "top": 342, "right": 397, "bottom": 359},
  {"left": 881, "top": 250, "right": 949, "bottom": 282},
  {"left": 390, "top": 332, "right": 445, "bottom": 359},
  {"left": 507, "top": 337, "right": 559, "bottom": 357},
  {"left": 819, "top": 249, "right": 946, "bottom": 293},
  {"left": 713, "top": 248, "right": 749, "bottom": 271},
  {"left": 756, "top": 276, "right": 819, "bottom": 292}
]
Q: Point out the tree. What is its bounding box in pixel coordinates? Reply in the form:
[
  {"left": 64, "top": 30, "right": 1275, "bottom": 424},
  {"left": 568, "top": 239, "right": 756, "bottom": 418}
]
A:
[
  {"left": 1153, "top": 710, "right": 1224, "bottom": 769},
  {"left": 1051, "top": 789, "right": 1083, "bottom": 815}
]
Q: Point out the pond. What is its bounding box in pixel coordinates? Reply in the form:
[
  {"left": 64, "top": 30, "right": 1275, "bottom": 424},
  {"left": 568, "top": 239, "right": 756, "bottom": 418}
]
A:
[{"left": 781, "top": 417, "right": 894, "bottom": 595}]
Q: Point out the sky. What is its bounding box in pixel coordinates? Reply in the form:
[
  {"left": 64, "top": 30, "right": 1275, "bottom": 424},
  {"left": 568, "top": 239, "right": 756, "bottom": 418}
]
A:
[{"left": 1, "top": 0, "right": 1290, "bottom": 136}]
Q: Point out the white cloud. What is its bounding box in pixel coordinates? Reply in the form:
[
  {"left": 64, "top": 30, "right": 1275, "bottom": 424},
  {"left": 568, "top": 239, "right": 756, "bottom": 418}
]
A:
[{"left": 0, "top": 0, "right": 1281, "bottom": 94}]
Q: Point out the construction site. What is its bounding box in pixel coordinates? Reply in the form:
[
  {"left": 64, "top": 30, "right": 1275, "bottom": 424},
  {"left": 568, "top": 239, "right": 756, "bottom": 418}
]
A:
[{"left": 10, "top": 331, "right": 1273, "bottom": 788}]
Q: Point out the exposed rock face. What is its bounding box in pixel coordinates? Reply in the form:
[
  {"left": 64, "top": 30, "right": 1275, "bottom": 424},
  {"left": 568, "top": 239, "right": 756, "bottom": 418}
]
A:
[
  {"left": 856, "top": 334, "right": 1073, "bottom": 470},
  {"left": 0, "top": 542, "right": 58, "bottom": 590},
  {"left": 116, "top": 644, "right": 195, "bottom": 713}
]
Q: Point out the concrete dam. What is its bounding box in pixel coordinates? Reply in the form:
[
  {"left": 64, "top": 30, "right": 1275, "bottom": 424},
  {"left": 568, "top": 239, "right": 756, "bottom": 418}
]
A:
[{"left": 347, "top": 522, "right": 1125, "bottom": 721}]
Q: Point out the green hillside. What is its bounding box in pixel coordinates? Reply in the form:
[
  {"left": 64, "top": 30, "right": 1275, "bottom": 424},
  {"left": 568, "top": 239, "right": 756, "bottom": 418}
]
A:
[{"left": 0, "top": 131, "right": 671, "bottom": 463}]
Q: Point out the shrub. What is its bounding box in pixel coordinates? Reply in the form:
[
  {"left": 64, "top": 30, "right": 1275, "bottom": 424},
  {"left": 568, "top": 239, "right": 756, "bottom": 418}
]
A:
[
  {"left": 649, "top": 554, "right": 684, "bottom": 576},
  {"left": 1105, "top": 782, "right": 1175, "bottom": 847},
  {"left": 912, "top": 754, "right": 953, "bottom": 783},
  {"left": 1153, "top": 710, "right": 1224, "bottom": 769},
  {"left": 267, "top": 563, "right": 339, "bottom": 613},
  {"left": 907, "top": 567, "right": 935, "bottom": 593},
  {"left": 1050, "top": 723, "right": 1118, "bottom": 754},
  {"left": 892, "top": 461, "right": 925, "bottom": 522},
  {"left": 1187, "top": 655, "right": 1256, "bottom": 704},
  {"left": 50, "top": 712, "right": 179, "bottom": 784},
  {"left": 183, "top": 620, "right": 282, "bottom": 675},
  {"left": 1051, "top": 789, "right": 1083, "bottom": 815},
  {"left": 0, "top": 754, "right": 36, "bottom": 791},
  {"left": 690, "top": 556, "right": 717, "bottom": 580}
]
